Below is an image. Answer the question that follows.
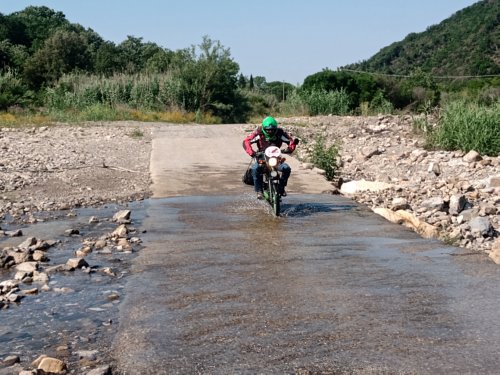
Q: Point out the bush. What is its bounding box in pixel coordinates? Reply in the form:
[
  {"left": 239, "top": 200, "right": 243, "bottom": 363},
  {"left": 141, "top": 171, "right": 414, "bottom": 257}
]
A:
[
  {"left": 310, "top": 135, "right": 339, "bottom": 181},
  {"left": 0, "top": 70, "right": 31, "bottom": 110},
  {"left": 430, "top": 100, "right": 500, "bottom": 156}
]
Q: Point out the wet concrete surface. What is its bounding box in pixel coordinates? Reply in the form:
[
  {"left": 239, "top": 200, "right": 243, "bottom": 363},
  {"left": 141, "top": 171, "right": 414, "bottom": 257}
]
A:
[{"left": 112, "top": 193, "right": 500, "bottom": 374}]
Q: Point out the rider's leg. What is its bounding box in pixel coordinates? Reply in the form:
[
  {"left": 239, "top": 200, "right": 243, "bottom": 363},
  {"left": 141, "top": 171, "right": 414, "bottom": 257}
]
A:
[
  {"left": 251, "top": 163, "right": 264, "bottom": 195},
  {"left": 278, "top": 163, "right": 291, "bottom": 195}
]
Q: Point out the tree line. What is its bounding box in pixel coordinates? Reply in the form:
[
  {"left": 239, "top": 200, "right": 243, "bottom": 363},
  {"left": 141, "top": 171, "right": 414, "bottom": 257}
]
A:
[{"left": 0, "top": 6, "right": 498, "bottom": 124}]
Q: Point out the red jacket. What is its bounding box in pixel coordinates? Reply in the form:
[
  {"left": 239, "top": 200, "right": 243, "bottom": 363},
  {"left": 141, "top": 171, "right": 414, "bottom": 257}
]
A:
[{"left": 243, "top": 128, "right": 296, "bottom": 157}]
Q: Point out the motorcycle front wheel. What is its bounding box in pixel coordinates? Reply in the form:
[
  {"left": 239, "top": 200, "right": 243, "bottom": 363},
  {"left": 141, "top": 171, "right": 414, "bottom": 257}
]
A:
[{"left": 269, "top": 180, "right": 281, "bottom": 216}]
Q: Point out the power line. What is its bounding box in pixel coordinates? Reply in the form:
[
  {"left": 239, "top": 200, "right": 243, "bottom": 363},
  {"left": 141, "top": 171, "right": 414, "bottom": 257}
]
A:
[{"left": 340, "top": 68, "right": 500, "bottom": 80}]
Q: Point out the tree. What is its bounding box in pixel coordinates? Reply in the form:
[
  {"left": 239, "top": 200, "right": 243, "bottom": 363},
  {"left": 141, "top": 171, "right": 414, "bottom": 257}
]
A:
[
  {"left": 24, "top": 29, "right": 91, "bottom": 88},
  {"left": 94, "top": 41, "right": 123, "bottom": 75},
  {"left": 10, "top": 6, "right": 68, "bottom": 51},
  {"left": 173, "top": 36, "right": 249, "bottom": 122}
]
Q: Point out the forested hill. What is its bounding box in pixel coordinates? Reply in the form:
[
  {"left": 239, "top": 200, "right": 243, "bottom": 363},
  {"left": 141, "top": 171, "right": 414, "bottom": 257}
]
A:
[{"left": 344, "top": 0, "right": 499, "bottom": 76}]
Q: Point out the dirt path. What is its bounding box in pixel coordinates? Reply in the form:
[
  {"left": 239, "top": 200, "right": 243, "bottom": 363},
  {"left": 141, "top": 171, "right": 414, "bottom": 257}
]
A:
[{"left": 150, "top": 124, "right": 334, "bottom": 198}]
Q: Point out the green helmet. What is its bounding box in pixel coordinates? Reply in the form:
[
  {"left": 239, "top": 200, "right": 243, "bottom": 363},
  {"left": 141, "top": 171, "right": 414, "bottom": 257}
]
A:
[{"left": 261, "top": 116, "right": 278, "bottom": 140}]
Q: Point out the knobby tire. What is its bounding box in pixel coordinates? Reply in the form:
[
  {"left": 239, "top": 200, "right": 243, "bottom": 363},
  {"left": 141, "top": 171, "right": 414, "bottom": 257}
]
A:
[{"left": 269, "top": 179, "right": 281, "bottom": 217}]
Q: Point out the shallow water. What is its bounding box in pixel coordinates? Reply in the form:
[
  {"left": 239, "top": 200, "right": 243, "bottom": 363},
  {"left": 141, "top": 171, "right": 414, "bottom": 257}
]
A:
[
  {"left": 0, "top": 202, "right": 147, "bottom": 367},
  {"left": 112, "top": 194, "right": 500, "bottom": 375}
]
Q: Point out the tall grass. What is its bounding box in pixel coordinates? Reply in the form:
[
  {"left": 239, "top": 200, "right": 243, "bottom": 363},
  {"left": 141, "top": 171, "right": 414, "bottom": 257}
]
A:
[
  {"left": 279, "top": 89, "right": 350, "bottom": 116},
  {"left": 42, "top": 73, "right": 221, "bottom": 123},
  {"left": 430, "top": 100, "right": 500, "bottom": 156}
]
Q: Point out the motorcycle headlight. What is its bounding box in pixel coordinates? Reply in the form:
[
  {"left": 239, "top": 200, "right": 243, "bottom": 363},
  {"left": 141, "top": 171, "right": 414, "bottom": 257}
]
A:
[{"left": 269, "top": 157, "right": 278, "bottom": 167}]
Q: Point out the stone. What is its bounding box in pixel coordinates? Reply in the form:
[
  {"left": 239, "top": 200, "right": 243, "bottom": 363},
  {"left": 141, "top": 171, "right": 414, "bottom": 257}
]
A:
[
  {"left": 66, "top": 258, "right": 89, "bottom": 270},
  {"left": 112, "top": 224, "right": 128, "bottom": 238},
  {"left": 391, "top": 197, "right": 409, "bottom": 210},
  {"left": 463, "top": 150, "right": 482, "bottom": 163},
  {"left": 94, "top": 239, "right": 107, "bottom": 249},
  {"left": 15, "top": 262, "right": 38, "bottom": 273},
  {"left": 1, "top": 355, "right": 20, "bottom": 366},
  {"left": 113, "top": 210, "right": 131, "bottom": 223},
  {"left": 449, "top": 194, "right": 466, "bottom": 215},
  {"left": 4, "top": 229, "right": 23, "bottom": 237},
  {"left": 489, "top": 239, "right": 500, "bottom": 265},
  {"left": 17, "top": 236, "right": 37, "bottom": 250},
  {"left": 37, "top": 357, "right": 67, "bottom": 374},
  {"left": 373, "top": 208, "right": 439, "bottom": 239},
  {"left": 340, "top": 179, "right": 393, "bottom": 194},
  {"left": 86, "top": 365, "right": 112, "bottom": 375},
  {"left": 469, "top": 217, "right": 492, "bottom": 237},
  {"left": 421, "top": 197, "right": 444, "bottom": 211}
]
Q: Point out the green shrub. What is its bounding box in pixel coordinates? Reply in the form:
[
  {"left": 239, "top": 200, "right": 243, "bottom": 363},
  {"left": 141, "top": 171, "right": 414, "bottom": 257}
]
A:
[
  {"left": 310, "top": 135, "right": 340, "bottom": 181},
  {"left": 0, "top": 70, "right": 31, "bottom": 110},
  {"left": 430, "top": 100, "right": 500, "bottom": 156}
]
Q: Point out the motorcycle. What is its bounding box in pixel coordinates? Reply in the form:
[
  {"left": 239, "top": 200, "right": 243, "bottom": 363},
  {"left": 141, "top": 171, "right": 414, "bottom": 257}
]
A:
[
  {"left": 242, "top": 139, "right": 299, "bottom": 217},
  {"left": 256, "top": 146, "right": 285, "bottom": 216}
]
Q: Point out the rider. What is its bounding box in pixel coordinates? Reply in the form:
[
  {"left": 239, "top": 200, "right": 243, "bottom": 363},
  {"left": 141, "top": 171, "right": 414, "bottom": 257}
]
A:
[{"left": 243, "top": 116, "right": 297, "bottom": 199}]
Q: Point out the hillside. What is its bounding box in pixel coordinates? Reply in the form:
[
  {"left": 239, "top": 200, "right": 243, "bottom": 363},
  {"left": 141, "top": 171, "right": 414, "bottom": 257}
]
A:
[{"left": 345, "top": 0, "right": 499, "bottom": 76}]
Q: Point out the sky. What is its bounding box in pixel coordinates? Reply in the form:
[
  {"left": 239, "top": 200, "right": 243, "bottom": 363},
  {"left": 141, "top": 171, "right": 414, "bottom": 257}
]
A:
[{"left": 1, "top": 0, "right": 480, "bottom": 84}]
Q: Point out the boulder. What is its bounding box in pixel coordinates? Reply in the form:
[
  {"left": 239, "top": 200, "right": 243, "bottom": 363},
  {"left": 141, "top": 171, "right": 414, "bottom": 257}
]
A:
[{"left": 340, "top": 179, "right": 393, "bottom": 195}]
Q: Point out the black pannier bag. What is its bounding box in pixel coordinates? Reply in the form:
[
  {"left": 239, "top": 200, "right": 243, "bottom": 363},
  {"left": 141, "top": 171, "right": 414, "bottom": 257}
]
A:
[{"left": 242, "top": 168, "right": 254, "bottom": 185}]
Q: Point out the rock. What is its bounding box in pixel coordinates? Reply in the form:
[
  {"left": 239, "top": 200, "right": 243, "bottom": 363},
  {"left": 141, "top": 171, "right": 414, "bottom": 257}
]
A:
[
  {"left": 66, "top": 258, "right": 89, "bottom": 270},
  {"left": 7, "top": 293, "right": 22, "bottom": 302},
  {"left": 86, "top": 365, "right": 112, "bottom": 375},
  {"left": 75, "top": 350, "right": 98, "bottom": 361},
  {"left": 449, "top": 194, "right": 467, "bottom": 215},
  {"left": 37, "top": 357, "right": 67, "bottom": 374},
  {"left": 469, "top": 217, "right": 492, "bottom": 237},
  {"left": 340, "top": 180, "right": 393, "bottom": 194},
  {"left": 374, "top": 208, "right": 439, "bottom": 239},
  {"left": 89, "top": 216, "right": 100, "bottom": 224},
  {"left": 15, "top": 262, "right": 38, "bottom": 273},
  {"left": 101, "top": 267, "right": 116, "bottom": 277},
  {"left": 113, "top": 209, "right": 131, "bottom": 223},
  {"left": 31, "top": 355, "right": 47, "bottom": 368},
  {"left": 4, "top": 229, "right": 23, "bottom": 237},
  {"left": 17, "top": 237, "right": 37, "bottom": 250},
  {"left": 22, "top": 287, "right": 38, "bottom": 295},
  {"left": 116, "top": 238, "right": 132, "bottom": 251},
  {"left": 420, "top": 197, "right": 445, "bottom": 211},
  {"left": 1, "top": 355, "right": 20, "bottom": 366},
  {"left": 112, "top": 224, "right": 128, "bottom": 238},
  {"left": 463, "top": 150, "right": 482, "bottom": 163},
  {"left": 428, "top": 162, "right": 441, "bottom": 176},
  {"left": 489, "top": 239, "right": 500, "bottom": 264},
  {"left": 14, "top": 271, "right": 31, "bottom": 281},
  {"left": 391, "top": 197, "right": 409, "bottom": 211},
  {"left": 32, "top": 250, "right": 48, "bottom": 262},
  {"left": 94, "top": 239, "right": 107, "bottom": 249},
  {"left": 33, "top": 271, "right": 50, "bottom": 283},
  {"left": 489, "top": 175, "right": 500, "bottom": 188},
  {"left": 65, "top": 228, "right": 80, "bottom": 235},
  {"left": 361, "top": 146, "right": 381, "bottom": 160}
]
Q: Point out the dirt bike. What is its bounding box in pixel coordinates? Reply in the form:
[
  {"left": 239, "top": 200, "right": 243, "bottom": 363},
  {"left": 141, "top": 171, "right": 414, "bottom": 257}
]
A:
[
  {"left": 255, "top": 146, "right": 289, "bottom": 217},
  {"left": 242, "top": 139, "right": 299, "bottom": 217}
]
